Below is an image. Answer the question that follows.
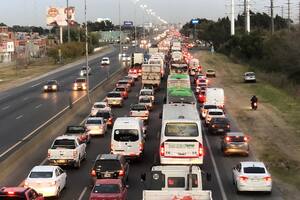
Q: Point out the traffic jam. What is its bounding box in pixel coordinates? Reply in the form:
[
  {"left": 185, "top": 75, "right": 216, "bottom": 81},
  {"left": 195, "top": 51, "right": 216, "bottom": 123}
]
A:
[{"left": 0, "top": 30, "right": 272, "bottom": 200}]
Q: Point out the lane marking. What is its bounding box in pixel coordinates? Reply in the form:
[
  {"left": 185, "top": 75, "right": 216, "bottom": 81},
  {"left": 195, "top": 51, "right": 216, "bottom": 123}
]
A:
[
  {"left": 23, "top": 97, "right": 29, "bottom": 101},
  {"left": 203, "top": 131, "right": 228, "bottom": 200},
  {"left": 78, "top": 187, "right": 88, "bottom": 200},
  {"left": 2, "top": 105, "right": 10, "bottom": 110},
  {"left": 30, "top": 82, "right": 42, "bottom": 88},
  {"left": 16, "top": 115, "right": 23, "bottom": 120},
  {"left": 35, "top": 104, "right": 42, "bottom": 109}
]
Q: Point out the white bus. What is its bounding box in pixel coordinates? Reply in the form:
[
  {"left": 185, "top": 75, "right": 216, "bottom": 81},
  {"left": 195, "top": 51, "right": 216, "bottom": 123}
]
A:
[{"left": 160, "top": 104, "right": 203, "bottom": 165}]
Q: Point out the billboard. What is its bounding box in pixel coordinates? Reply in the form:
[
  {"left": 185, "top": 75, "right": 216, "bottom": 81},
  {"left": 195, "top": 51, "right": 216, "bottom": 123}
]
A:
[
  {"left": 123, "top": 21, "right": 133, "bottom": 27},
  {"left": 47, "top": 7, "right": 75, "bottom": 26},
  {"left": 191, "top": 19, "right": 200, "bottom": 25}
]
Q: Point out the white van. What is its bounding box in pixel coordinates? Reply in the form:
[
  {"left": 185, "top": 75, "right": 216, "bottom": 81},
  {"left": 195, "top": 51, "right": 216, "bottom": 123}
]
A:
[
  {"left": 160, "top": 104, "right": 203, "bottom": 165},
  {"left": 205, "top": 88, "right": 225, "bottom": 109},
  {"left": 111, "top": 117, "right": 145, "bottom": 159}
]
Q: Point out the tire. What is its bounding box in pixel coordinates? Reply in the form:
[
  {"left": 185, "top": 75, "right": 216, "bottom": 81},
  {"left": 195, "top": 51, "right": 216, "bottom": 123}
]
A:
[
  {"left": 236, "top": 185, "right": 241, "bottom": 194},
  {"left": 56, "top": 187, "right": 60, "bottom": 199}
]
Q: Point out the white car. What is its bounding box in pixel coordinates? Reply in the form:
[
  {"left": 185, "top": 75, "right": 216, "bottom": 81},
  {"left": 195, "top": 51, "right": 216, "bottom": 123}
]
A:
[
  {"left": 139, "top": 89, "right": 155, "bottom": 102},
  {"left": 85, "top": 117, "right": 107, "bottom": 136},
  {"left": 101, "top": 57, "right": 110, "bottom": 65},
  {"left": 90, "top": 102, "right": 111, "bottom": 116},
  {"left": 24, "top": 165, "right": 67, "bottom": 197},
  {"left": 244, "top": 72, "right": 256, "bottom": 82},
  {"left": 138, "top": 96, "right": 153, "bottom": 110},
  {"left": 232, "top": 162, "right": 272, "bottom": 193},
  {"left": 205, "top": 108, "right": 225, "bottom": 125},
  {"left": 80, "top": 66, "right": 91, "bottom": 76}
]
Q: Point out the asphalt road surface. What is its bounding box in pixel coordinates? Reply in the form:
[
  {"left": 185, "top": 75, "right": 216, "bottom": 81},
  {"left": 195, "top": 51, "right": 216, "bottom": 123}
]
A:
[{"left": 0, "top": 47, "right": 284, "bottom": 200}]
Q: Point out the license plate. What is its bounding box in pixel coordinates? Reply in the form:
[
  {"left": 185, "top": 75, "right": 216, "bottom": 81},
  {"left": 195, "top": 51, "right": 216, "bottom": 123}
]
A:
[
  {"left": 57, "top": 160, "right": 65, "bottom": 163},
  {"left": 104, "top": 172, "right": 111, "bottom": 178},
  {"left": 218, "top": 129, "right": 224, "bottom": 132}
]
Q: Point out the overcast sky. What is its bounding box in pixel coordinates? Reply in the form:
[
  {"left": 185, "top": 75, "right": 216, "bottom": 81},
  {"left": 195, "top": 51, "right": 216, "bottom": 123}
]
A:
[{"left": 0, "top": 0, "right": 298, "bottom": 27}]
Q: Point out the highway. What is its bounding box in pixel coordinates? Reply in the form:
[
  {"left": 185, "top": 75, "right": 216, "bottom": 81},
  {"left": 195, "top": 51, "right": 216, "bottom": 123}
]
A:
[{"left": 0, "top": 46, "right": 284, "bottom": 200}]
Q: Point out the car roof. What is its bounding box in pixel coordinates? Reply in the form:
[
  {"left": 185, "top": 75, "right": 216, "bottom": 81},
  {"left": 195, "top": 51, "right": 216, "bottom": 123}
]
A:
[
  {"left": 208, "top": 108, "right": 223, "bottom": 112},
  {"left": 102, "top": 57, "right": 109, "bottom": 59},
  {"left": 97, "top": 153, "right": 121, "bottom": 160},
  {"left": 94, "top": 178, "right": 122, "bottom": 185},
  {"left": 31, "top": 165, "right": 57, "bottom": 172},
  {"left": 114, "top": 117, "right": 141, "bottom": 124},
  {"left": 108, "top": 91, "right": 121, "bottom": 94},
  {"left": 87, "top": 117, "right": 103, "bottom": 121},
  {"left": 55, "top": 135, "right": 77, "bottom": 140},
  {"left": 241, "top": 161, "right": 266, "bottom": 168},
  {"left": 94, "top": 102, "right": 106, "bottom": 105},
  {"left": 226, "top": 132, "right": 244, "bottom": 137},
  {"left": 140, "top": 89, "right": 153, "bottom": 92}
]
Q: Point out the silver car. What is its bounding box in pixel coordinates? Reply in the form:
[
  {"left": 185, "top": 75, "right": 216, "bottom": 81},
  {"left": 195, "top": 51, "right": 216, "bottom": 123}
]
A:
[
  {"left": 221, "top": 132, "right": 249, "bottom": 156},
  {"left": 85, "top": 117, "right": 107, "bottom": 136},
  {"left": 106, "top": 91, "right": 123, "bottom": 107}
]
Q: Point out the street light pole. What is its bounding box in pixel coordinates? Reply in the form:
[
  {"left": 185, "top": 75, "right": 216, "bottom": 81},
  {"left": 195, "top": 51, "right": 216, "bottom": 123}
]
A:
[
  {"left": 134, "top": 0, "right": 140, "bottom": 51},
  {"left": 119, "top": 0, "right": 122, "bottom": 55},
  {"left": 67, "top": 0, "right": 70, "bottom": 42},
  {"left": 84, "top": 0, "right": 91, "bottom": 103}
]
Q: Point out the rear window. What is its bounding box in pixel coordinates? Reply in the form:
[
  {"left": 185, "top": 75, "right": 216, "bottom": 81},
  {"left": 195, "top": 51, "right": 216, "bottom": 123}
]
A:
[
  {"left": 107, "top": 93, "right": 121, "bottom": 98},
  {"left": 86, "top": 119, "right": 103, "bottom": 125},
  {"left": 140, "top": 91, "right": 153, "bottom": 96},
  {"left": 165, "top": 123, "right": 199, "bottom": 137},
  {"left": 209, "top": 111, "right": 223, "bottom": 115},
  {"left": 167, "top": 177, "right": 185, "bottom": 188},
  {"left": 95, "top": 160, "right": 121, "bottom": 171},
  {"left": 115, "top": 88, "right": 125, "bottom": 92},
  {"left": 139, "top": 98, "right": 151, "bottom": 103},
  {"left": 46, "top": 80, "right": 56, "bottom": 84},
  {"left": 244, "top": 167, "right": 266, "bottom": 174},
  {"left": 94, "top": 104, "right": 106, "bottom": 108},
  {"left": 52, "top": 139, "right": 75, "bottom": 149},
  {"left": 113, "top": 129, "right": 139, "bottom": 142},
  {"left": 212, "top": 118, "right": 229, "bottom": 124},
  {"left": 118, "top": 81, "right": 128, "bottom": 84},
  {"left": 204, "top": 105, "right": 217, "bottom": 109},
  {"left": 66, "top": 126, "right": 85, "bottom": 133},
  {"left": 29, "top": 171, "right": 53, "bottom": 178},
  {"left": 93, "top": 184, "right": 120, "bottom": 193},
  {"left": 131, "top": 105, "right": 147, "bottom": 111},
  {"left": 228, "top": 136, "right": 245, "bottom": 142}
]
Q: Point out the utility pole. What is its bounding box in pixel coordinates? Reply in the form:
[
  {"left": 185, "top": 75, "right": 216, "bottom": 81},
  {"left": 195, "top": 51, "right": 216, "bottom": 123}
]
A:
[
  {"left": 299, "top": 2, "right": 300, "bottom": 29},
  {"left": 281, "top": 5, "right": 284, "bottom": 18},
  {"left": 119, "top": 0, "right": 122, "bottom": 55},
  {"left": 246, "top": 0, "right": 250, "bottom": 33},
  {"left": 84, "top": 0, "right": 91, "bottom": 103},
  {"left": 134, "top": 0, "right": 140, "bottom": 51},
  {"left": 271, "top": 0, "right": 274, "bottom": 34},
  {"left": 231, "top": 0, "right": 235, "bottom": 35},
  {"left": 287, "top": 0, "right": 291, "bottom": 31},
  {"left": 67, "top": 0, "right": 70, "bottom": 42}
]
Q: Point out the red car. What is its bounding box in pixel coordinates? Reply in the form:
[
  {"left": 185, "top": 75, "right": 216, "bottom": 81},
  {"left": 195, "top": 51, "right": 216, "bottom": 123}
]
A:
[
  {"left": 198, "top": 91, "right": 206, "bottom": 103},
  {"left": 0, "top": 187, "right": 44, "bottom": 200},
  {"left": 89, "top": 179, "right": 128, "bottom": 200}
]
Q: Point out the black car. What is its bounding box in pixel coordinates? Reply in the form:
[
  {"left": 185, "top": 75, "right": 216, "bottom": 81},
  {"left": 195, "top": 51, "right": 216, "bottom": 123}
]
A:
[
  {"left": 90, "top": 154, "right": 129, "bottom": 184},
  {"left": 43, "top": 80, "right": 59, "bottom": 92},
  {"left": 65, "top": 125, "right": 90, "bottom": 144},
  {"left": 94, "top": 110, "right": 114, "bottom": 128},
  {"left": 208, "top": 117, "right": 230, "bottom": 135}
]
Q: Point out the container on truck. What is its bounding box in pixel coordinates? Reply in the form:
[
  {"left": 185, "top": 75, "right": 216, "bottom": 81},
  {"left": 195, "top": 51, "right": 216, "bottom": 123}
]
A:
[
  {"left": 142, "top": 64, "right": 161, "bottom": 88},
  {"left": 205, "top": 88, "right": 225, "bottom": 109}
]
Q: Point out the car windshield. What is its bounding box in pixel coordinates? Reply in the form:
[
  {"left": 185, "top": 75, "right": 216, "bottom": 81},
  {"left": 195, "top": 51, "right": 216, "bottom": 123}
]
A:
[
  {"left": 102, "top": 58, "right": 109, "bottom": 61},
  {"left": 165, "top": 123, "right": 199, "bottom": 137},
  {"left": 52, "top": 139, "right": 75, "bottom": 149},
  {"left": 93, "top": 184, "right": 120, "bottom": 194},
  {"left": 76, "top": 79, "right": 86, "bottom": 83},
  {"left": 82, "top": 67, "right": 87, "bottom": 70},
  {"left": 46, "top": 80, "right": 56, "bottom": 84},
  {"left": 86, "top": 119, "right": 102, "bottom": 125},
  {"left": 115, "top": 88, "right": 125, "bottom": 92},
  {"left": 140, "top": 91, "right": 152, "bottom": 96},
  {"left": 94, "top": 104, "right": 106, "bottom": 108},
  {"left": 114, "top": 129, "right": 139, "bottom": 142},
  {"left": 246, "top": 72, "right": 255, "bottom": 76},
  {"left": 95, "top": 112, "right": 110, "bottom": 119},
  {"left": 95, "top": 160, "right": 121, "bottom": 171},
  {"left": 118, "top": 81, "right": 128, "bottom": 84},
  {"left": 107, "top": 93, "right": 121, "bottom": 98},
  {"left": 66, "top": 126, "right": 85, "bottom": 133},
  {"left": 204, "top": 105, "right": 217, "bottom": 109},
  {"left": 29, "top": 171, "right": 53, "bottom": 178},
  {"left": 209, "top": 111, "right": 223, "bottom": 115},
  {"left": 244, "top": 167, "right": 266, "bottom": 174},
  {"left": 131, "top": 105, "right": 147, "bottom": 111},
  {"left": 139, "top": 98, "right": 151, "bottom": 103}
]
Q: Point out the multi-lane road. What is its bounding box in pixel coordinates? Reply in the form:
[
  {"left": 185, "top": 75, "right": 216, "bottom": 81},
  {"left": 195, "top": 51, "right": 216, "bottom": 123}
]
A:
[{"left": 0, "top": 46, "right": 284, "bottom": 200}]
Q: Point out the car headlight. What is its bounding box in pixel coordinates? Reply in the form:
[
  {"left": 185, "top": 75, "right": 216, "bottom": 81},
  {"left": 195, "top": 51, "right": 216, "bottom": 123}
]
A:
[
  {"left": 80, "top": 72, "right": 84, "bottom": 76},
  {"left": 44, "top": 86, "right": 47, "bottom": 90},
  {"left": 52, "top": 85, "right": 57, "bottom": 90}
]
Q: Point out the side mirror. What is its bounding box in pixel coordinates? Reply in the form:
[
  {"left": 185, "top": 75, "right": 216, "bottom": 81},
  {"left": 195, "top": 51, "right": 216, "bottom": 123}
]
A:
[
  {"left": 206, "top": 173, "right": 212, "bottom": 181},
  {"left": 140, "top": 173, "right": 146, "bottom": 182}
]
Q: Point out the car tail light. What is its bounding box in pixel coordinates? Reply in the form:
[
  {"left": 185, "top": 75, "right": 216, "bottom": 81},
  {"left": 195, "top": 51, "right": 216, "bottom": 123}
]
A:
[
  {"left": 50, "top": 181, "right": 57, "bottom": 186},
  {"left": 119, "top": 169, "right": 125, "bottom": 176},
  {"left": 91, "top": 169, "right": 96, "bottom": 176},
  {"left": 227, "top": 124, "right": 230, "bottom": 129},
  {"left": 24, "top": 181, "right": 29, "bottom": 187},
  {"left": 198, "top": 143, "right": 204, "bottom": 156},
  {"left": 139, "top": 143, "right": 144, "bottom": 151},
  {"left": 212, "top": 124, "right": 216, "bottom": 128},
  {"left": 197, "top": 80, "right": 200, "bottom": 84},
  {"left": 130, "top": 111, "right": 133, "bottom": 116},
  {"left": 47, "top": 151, "right": 51, "bottom": 158},
  {"left": 108, "top": 117, "right": 112, "bottom": 122},
  {"left": 239, "top": 176, "right": 248, "bottom": 182},
  {"left": 134, "top": 70, "right": 137, "bottom": 73},
  {"left": 145, "top": 111, "right": 149, "bottom": 116},
  {"left": 244, "top": 136, "right": 249, "bottom": 142},
  {"left": 226, "top": 136, "right": 231, "bottom": 142},
  {"left": 160, "top": 143, "right": 165, "bottom": 156},
  {"left": 7, "top": 191, "right": 15, "bottom": 195},
  {"left": 264, "top": 176, "right": 272, "bottom": 182},
  {"left": 138, "top": 69, "right": 141, "bottom": 73}
]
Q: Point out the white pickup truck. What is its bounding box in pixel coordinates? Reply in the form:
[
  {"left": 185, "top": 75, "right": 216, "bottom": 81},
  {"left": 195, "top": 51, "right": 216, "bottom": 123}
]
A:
[
  {"left": 142, "top": 64, "right": 161, "bottom": 88},
  {"left": 48, "top": 135, "right": 86, "bottom": 168},
  {"left": 141, "top": 165, "right": 212, "bottom": 200}
]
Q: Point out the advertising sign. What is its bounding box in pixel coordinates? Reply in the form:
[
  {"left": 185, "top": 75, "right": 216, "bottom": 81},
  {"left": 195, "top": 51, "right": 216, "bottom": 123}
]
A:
[
  {"left": 47, "top": 7, "right": 75, "bottom": 26},
  {"left": 191, "top": 19, "right": 200, "bottom": 25},
  {"left": 123, "top": 21, "right": 134, "bottom": 27}
]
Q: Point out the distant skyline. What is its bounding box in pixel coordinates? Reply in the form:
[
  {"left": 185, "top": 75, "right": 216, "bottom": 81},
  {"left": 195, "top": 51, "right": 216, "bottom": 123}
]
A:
[{"left": 0, "top": 0, "right": 298, "bottom": 27}]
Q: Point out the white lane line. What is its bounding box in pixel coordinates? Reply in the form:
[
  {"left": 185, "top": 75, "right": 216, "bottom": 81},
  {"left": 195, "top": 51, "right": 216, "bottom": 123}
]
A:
[
  {"left": 78, "top": 187, "right": 88, "bottom": 200},
  {"left": 16, "top": 115, "right": 23, "bottom": 120},
  {"left": 204, "top": 132, "right": 228, "bottom": 200},
  {"left": 2, "top": 105, "right": 10, "bottom": 110},
  {"left": 23, "top": 97, "right": 29, "bottom": 101},
  {"left": 35, "top": 104, "right": 42, "bottom": 109},
  {"left": 30, "top": 82, "right": 42, "bottom": 88},
  {"left": 40, "top": 157, "right": 48, "bottom": 165}
]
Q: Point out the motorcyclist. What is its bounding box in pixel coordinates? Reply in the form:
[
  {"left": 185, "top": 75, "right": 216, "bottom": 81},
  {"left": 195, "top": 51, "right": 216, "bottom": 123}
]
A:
[{"left": 250, "top": 95, "right": 258, "bottom": 108}]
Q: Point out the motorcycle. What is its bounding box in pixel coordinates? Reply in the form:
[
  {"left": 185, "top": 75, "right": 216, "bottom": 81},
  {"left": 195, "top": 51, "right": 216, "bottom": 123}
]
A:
[{"left": 251, "top": 101, "right": 258, "bottom": 110}]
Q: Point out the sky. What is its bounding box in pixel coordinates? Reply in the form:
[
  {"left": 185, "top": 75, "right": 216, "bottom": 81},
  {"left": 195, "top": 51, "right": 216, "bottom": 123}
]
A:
[{"left": 0, "top": 0, "right": 298, "bottom": 27}]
